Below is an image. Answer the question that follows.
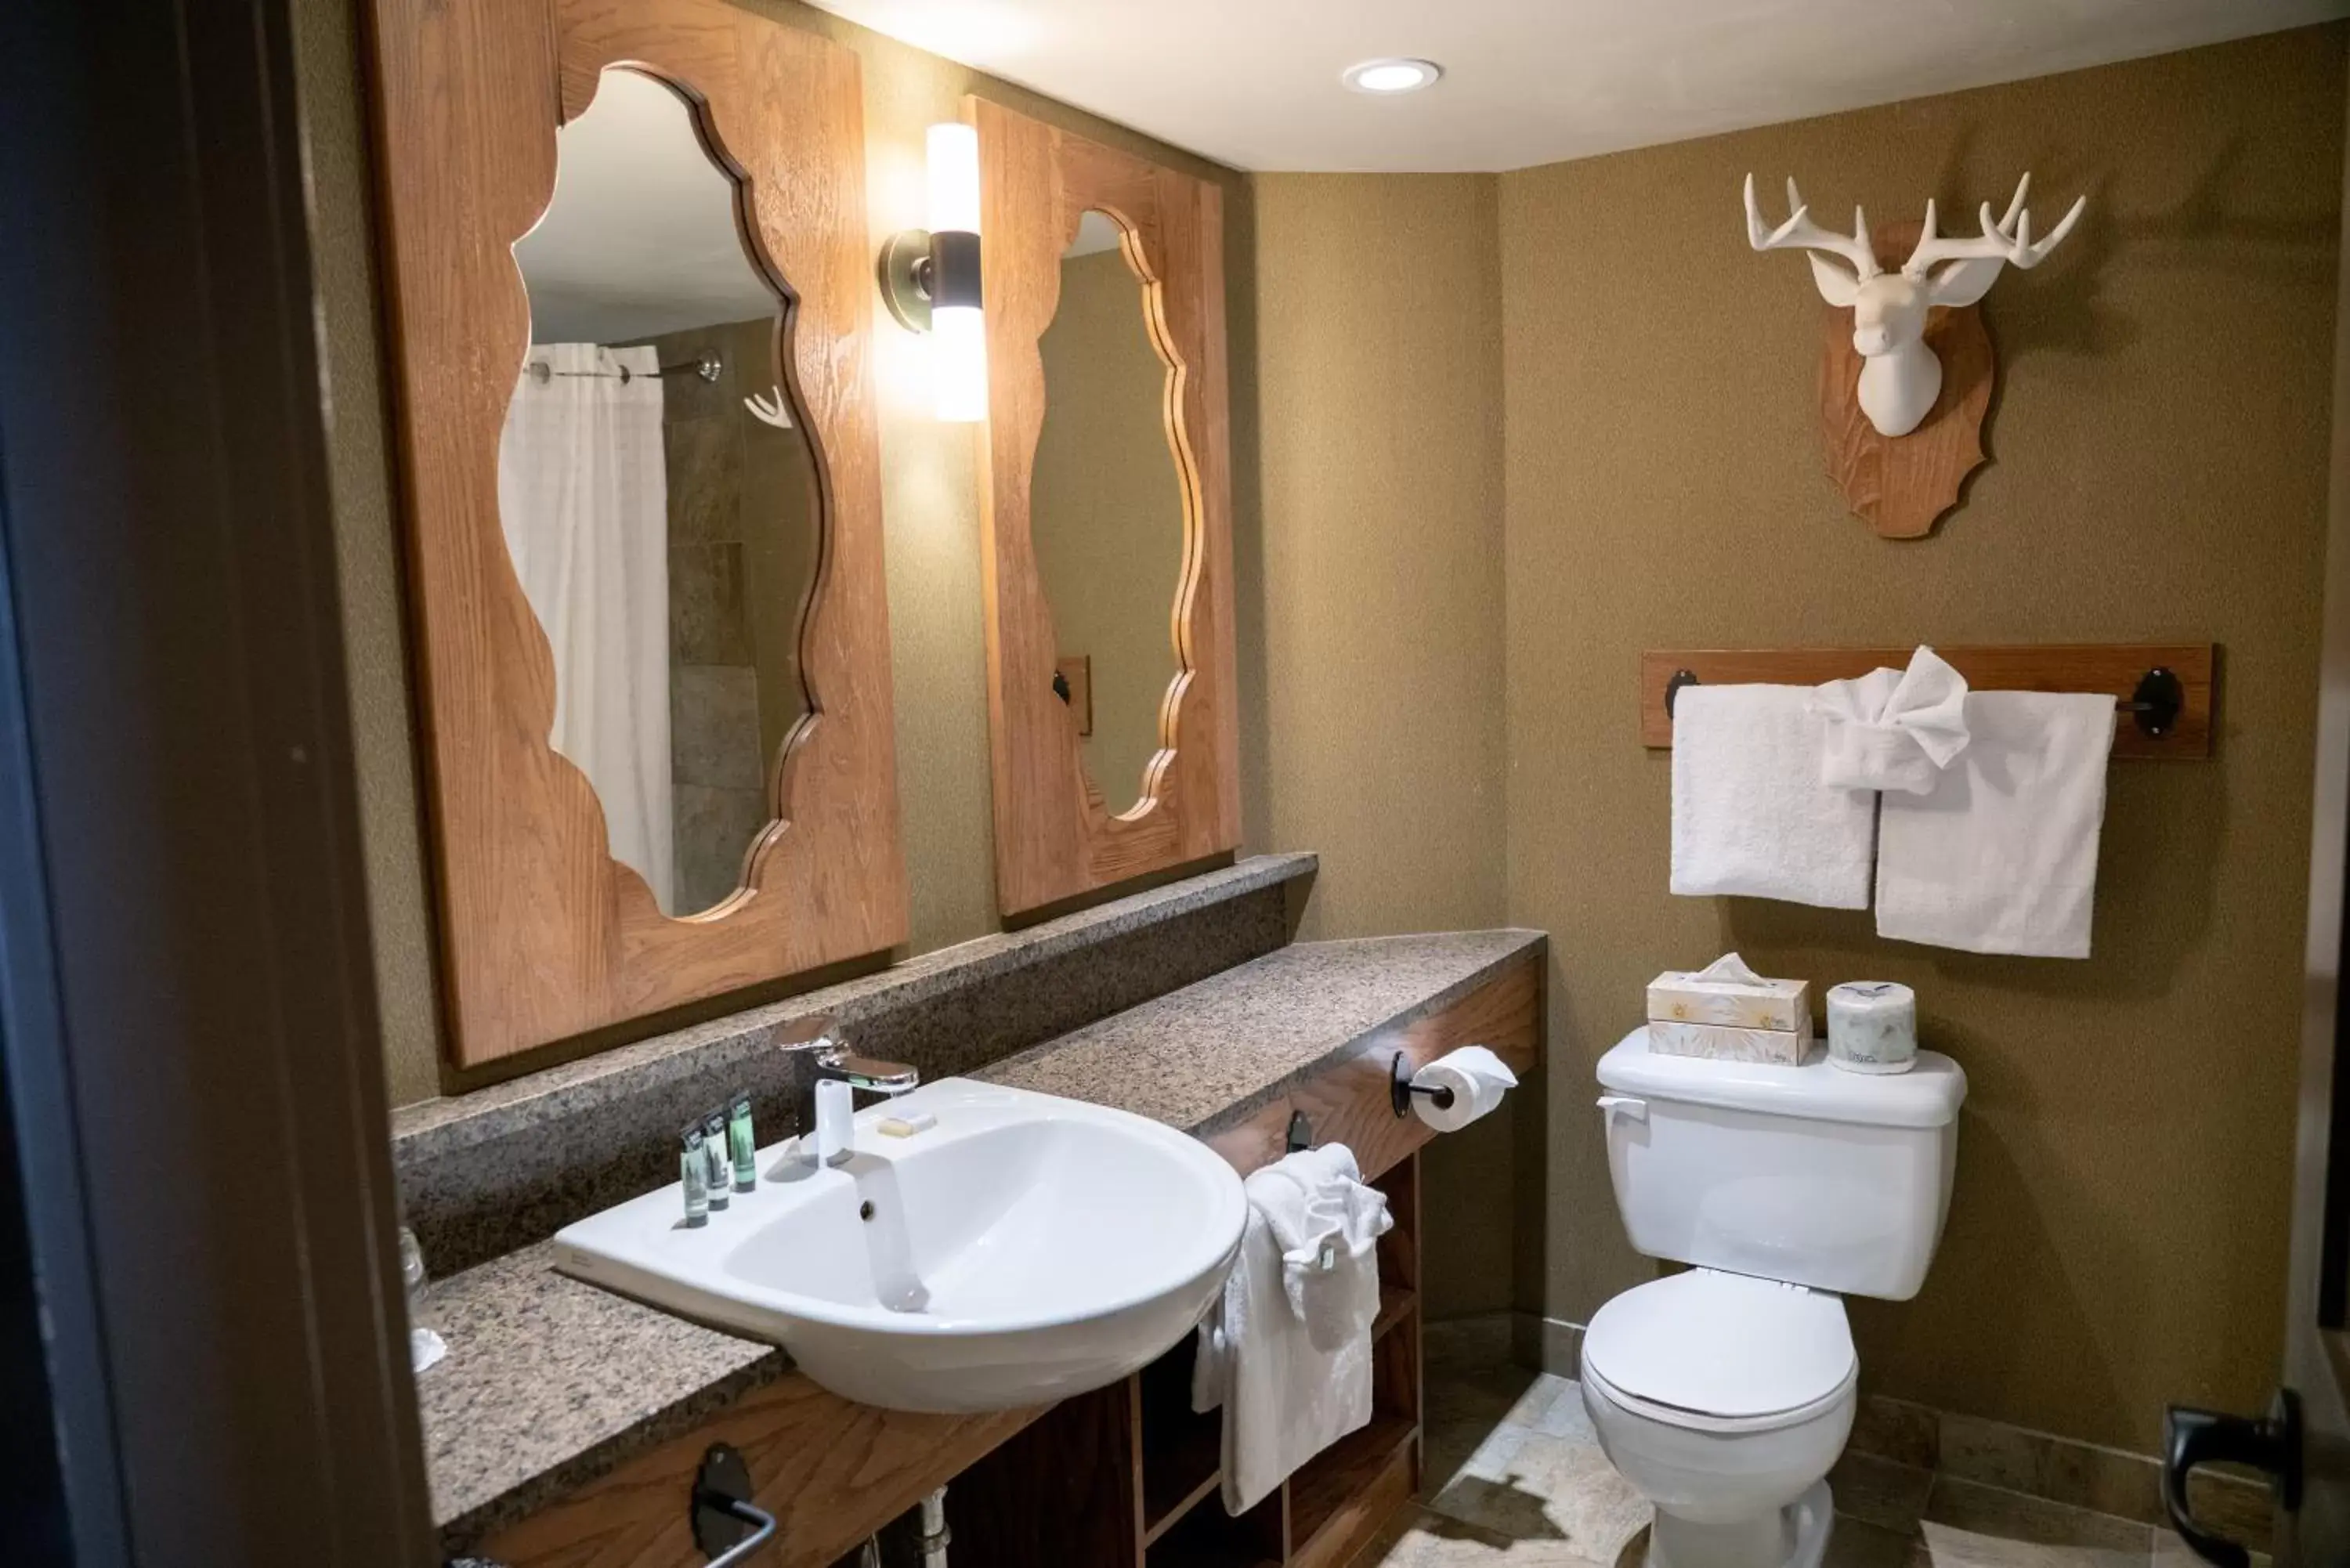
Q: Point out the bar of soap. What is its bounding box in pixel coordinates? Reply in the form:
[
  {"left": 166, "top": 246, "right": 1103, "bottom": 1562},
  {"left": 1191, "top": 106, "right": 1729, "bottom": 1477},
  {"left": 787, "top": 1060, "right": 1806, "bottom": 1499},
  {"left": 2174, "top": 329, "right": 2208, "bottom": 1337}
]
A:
[{"left": 877, "top": 1111, "right": 938, "bottom": 1137}]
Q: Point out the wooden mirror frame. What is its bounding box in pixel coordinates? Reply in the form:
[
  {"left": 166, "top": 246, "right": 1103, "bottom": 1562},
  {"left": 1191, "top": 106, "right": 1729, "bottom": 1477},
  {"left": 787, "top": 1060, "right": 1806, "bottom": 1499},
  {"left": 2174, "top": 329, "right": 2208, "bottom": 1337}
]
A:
[
  {"left": 972, "top": 99, "right": 1242, "bottom": 919},
  {"left": 365, "top": 0, "right": 905, "bottom": 1071}
]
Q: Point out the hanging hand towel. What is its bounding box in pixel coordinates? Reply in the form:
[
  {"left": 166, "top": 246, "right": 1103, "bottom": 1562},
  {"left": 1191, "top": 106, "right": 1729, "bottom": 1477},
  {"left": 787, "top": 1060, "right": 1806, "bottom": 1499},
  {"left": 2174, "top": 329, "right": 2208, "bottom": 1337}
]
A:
[
  {"left": 1192, "top": 1143, "right": 1392, "bottom": 1515},
  {"left": 1810, "top": 646, "right": 1972, "bottom": 795},
  {"left": 1875, "top": 691, "right": 2117, "bottom": 959},
  {"left": 1672, "top": 684, "right": 1878, "bottom": 909}
]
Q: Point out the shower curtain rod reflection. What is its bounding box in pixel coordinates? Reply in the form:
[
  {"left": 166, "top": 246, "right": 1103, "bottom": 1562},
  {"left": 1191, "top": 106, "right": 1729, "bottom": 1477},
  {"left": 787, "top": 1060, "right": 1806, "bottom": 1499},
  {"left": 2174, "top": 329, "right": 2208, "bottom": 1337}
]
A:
[{"left": 525, "top": 348, "right": 723, "bottom": 386}]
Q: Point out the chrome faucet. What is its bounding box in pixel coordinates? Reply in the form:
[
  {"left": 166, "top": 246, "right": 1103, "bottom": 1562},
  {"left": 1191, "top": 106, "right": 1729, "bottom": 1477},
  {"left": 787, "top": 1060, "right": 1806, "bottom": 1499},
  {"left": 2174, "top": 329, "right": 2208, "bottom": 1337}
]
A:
[
  {"left": 812, "top": 1040, "right": 919, "bottom": 1098},
  {"left": 790, "top": 1038, "right": 919, "bottom": 1158}
]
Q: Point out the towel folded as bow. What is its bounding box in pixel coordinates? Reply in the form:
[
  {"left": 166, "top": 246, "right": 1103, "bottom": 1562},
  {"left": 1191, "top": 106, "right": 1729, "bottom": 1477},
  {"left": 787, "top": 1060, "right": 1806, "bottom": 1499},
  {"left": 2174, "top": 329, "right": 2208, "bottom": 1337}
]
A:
[{"left": 1810, "top": 646, "right": 1971, "bottom": 796}]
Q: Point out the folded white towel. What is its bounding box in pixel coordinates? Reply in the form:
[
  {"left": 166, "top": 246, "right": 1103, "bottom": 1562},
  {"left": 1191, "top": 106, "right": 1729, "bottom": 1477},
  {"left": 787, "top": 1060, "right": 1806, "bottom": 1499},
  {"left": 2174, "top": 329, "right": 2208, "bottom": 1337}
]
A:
[
  {"left": 1672, "top": 684, "right": 1877, "bottom": 909},
  {"left": 1411, "top": 1045, "right": 1517, "bottom": 1133},
  {"left": 1875, "top": 692, "right": 2117, "bottom": 959},
  {"left": 1192, "top": 1143, "right": 1392, "bottom": 1514},
  {"left": 1811, "top": 647, "right": 1971, "bottom": 796}
]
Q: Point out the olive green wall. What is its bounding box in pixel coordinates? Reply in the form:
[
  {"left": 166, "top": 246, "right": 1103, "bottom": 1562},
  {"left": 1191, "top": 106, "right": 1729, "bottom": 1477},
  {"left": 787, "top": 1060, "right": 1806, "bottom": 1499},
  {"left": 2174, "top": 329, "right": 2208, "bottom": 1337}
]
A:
[
  {"left": 291, "top": 0, "right": 1246, "bottom": 1105},
  {"left": 1032, "top": 248, "right": 1188, "bottom": 808},
  {"left": 1249, "top": 175, "right": 1509, "bottom": 942},
  {"left": 1498, "top": 27, "right": 2344, "bottom": 1451},
  {"left": 1246, "top": 175, "right": 1516, "bottom": 1321}
]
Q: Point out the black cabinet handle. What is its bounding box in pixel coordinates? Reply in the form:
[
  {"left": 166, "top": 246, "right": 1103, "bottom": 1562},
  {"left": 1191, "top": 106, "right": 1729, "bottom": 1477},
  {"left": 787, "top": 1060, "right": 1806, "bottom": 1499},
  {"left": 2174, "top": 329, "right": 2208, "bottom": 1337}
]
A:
[
  {"left": 2162, "top": 1390, "right": 2298, "bottom": 1568},
  {"left": 692, "top": 1443, "right": 778, "bottom": 1566}
]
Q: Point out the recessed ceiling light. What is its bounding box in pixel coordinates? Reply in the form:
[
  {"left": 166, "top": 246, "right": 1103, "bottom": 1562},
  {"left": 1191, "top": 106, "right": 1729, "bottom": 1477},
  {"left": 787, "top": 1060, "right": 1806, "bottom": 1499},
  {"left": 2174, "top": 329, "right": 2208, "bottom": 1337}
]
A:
[{"left": 1342, "top": 58, "right": 1443, "bottom": 95}]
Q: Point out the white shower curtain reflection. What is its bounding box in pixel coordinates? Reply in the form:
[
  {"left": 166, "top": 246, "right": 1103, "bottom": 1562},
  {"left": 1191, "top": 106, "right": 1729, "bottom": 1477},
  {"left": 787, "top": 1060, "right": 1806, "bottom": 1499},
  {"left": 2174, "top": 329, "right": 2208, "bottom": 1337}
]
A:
[{"left": 497, "top": 341, "right": 676, "bottom": 910}]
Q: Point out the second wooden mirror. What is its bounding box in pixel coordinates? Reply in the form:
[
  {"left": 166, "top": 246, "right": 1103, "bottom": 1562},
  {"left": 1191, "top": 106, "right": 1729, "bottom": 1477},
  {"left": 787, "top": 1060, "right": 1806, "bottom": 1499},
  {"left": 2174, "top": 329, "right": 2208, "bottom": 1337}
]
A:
[{"left": 974, "top": 101, "right": 1242, "bottom": 918}]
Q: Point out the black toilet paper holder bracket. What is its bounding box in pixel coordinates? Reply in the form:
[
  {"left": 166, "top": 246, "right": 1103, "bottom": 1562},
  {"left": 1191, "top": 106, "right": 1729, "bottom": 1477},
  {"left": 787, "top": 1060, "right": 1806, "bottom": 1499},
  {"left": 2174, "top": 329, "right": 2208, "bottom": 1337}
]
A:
[{"left": 1390, "top": 1051, "right": 1456, "bottom": 1119}]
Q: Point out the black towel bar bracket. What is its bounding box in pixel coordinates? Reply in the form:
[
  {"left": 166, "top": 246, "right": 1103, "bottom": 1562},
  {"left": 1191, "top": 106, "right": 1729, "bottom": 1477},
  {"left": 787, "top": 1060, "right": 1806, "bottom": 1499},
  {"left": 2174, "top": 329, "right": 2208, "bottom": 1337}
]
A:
[{"left": 1285, "top": 1109, "right": 1313, "bottom": 1154}]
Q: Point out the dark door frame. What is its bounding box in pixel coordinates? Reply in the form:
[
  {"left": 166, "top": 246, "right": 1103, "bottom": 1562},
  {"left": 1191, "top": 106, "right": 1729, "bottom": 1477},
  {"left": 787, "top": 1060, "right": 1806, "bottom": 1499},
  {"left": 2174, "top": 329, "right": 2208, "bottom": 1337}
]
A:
[{"left": 0, "top": 0, "right": 433, "bottom": 1563}]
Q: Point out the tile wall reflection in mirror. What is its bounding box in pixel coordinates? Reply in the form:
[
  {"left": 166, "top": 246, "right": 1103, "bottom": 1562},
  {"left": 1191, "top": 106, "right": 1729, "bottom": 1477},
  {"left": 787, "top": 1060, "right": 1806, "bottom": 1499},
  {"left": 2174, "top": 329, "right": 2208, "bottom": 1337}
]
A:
[{"left": 501, "top": 67, "right": 819, "bottom": 916}]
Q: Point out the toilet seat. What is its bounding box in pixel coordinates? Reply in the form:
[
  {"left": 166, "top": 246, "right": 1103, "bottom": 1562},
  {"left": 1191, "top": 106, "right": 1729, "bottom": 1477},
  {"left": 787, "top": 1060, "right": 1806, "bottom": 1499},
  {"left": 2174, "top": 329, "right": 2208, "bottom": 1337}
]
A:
[{"left": 1582, "top": 1269, "right": 1856, "bottom": 1433}]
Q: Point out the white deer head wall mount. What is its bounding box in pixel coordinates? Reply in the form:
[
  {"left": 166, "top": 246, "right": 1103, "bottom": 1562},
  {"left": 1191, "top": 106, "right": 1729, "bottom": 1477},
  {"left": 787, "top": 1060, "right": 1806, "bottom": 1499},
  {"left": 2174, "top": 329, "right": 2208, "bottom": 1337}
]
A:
[{"left": 1744, "top": 173, "right": 2085, "bottom": 439}]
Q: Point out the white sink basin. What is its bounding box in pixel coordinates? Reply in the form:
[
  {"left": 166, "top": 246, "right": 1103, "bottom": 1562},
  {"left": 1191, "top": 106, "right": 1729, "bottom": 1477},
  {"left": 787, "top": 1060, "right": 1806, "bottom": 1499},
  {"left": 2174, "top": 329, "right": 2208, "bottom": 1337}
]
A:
[{"left": 551, "top": 1078, "right": 1246, "bottom": 1412}]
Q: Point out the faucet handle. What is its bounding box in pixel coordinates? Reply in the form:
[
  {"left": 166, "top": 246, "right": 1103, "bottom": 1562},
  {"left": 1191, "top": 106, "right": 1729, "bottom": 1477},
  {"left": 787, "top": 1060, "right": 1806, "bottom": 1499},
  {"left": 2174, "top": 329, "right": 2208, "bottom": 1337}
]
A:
[{"left": 812, "top": 1040, "right": 920, "bottom": 1097}]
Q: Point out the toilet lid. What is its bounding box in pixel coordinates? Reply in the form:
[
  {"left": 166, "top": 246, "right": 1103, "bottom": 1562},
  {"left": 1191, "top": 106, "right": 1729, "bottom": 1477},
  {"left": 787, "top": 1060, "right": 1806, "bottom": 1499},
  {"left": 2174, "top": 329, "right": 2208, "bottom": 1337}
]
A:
[{"left": 1582, "top": 1270, "right": 1854, "bottom": 1420}]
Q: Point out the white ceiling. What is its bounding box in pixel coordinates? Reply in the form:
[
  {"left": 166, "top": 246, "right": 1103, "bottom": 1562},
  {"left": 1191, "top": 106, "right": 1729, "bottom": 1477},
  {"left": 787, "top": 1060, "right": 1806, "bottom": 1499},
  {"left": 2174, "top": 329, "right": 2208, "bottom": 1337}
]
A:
[
  {"left": 804, "top": 0, "right": 2348, "bottom": 172},
  {"left": 1067, "top": 208, "right": 1124, "bottom": 256},
  {"left": 515, "top": 68, "right": 780, "bottom": 345}
]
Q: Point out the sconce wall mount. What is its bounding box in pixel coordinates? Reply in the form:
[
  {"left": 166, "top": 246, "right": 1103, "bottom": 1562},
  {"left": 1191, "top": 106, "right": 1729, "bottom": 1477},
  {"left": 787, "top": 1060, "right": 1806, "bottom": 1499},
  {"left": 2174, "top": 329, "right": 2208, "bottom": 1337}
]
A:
[
  {"left": 878, "top": 226, "right": 981, "bottom": 334},
  {"left": 880, "top": 121, "right": 988, "bottom": 422}
]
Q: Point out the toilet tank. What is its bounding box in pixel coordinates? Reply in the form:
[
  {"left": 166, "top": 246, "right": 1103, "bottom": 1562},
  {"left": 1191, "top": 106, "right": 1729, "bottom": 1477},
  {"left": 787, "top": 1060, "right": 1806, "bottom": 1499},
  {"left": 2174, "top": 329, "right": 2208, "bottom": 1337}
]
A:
[{"left": 1595, "top": 1028, "right": 1967, "bottom": 1300}]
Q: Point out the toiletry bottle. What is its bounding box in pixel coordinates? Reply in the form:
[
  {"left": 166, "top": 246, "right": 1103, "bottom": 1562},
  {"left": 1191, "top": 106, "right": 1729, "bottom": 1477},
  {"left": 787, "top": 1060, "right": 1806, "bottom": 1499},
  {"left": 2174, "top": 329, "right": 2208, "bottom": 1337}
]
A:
[
  {"left": 681, "top": 1125, "right": 710, "bottom": 1227},
  {"left": 702, "top": 1110, "right": 731, "bottom": 1209},
  {"left": 728, "top": 1092, "right": 756, "bottom": 1192}
]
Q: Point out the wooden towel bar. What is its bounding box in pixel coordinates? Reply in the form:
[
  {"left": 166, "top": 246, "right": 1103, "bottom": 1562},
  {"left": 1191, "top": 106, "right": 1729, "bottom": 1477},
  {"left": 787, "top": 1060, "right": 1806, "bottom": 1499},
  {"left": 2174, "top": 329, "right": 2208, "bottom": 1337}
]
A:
[{"left": 1640, "top": 644, "right": 2215, "bottom": 760}]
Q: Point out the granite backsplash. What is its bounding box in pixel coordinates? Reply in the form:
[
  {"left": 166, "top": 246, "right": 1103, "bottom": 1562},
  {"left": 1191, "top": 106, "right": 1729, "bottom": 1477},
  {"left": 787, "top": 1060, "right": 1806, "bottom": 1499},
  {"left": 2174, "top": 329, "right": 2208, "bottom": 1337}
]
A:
[{"left": 392, "top": 854, "right": 1314, "bottom": 1274}]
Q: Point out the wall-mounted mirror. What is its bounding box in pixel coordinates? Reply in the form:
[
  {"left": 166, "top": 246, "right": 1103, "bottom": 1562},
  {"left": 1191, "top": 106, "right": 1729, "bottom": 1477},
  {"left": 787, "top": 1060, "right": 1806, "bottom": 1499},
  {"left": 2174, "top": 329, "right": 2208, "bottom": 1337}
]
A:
[
  {"left": 1029, "top": 210, "right": 1185, "bottom": 815},
  {"left": 974, "top": 101, "right": 1240, "bottom": 919},
  {"left": 368, "top": 0, "right": 903, "bottom": 1071},
  {"left": 502, "top": 67, "right": 819, "bottom": 916}
]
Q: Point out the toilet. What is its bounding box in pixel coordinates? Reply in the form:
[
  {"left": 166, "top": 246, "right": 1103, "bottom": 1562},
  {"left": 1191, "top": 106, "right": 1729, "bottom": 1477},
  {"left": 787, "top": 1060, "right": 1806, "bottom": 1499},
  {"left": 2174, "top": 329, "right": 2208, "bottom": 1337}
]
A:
[{"left": 1580, "top": 1028, "right": 1968, "bottom": 1568}]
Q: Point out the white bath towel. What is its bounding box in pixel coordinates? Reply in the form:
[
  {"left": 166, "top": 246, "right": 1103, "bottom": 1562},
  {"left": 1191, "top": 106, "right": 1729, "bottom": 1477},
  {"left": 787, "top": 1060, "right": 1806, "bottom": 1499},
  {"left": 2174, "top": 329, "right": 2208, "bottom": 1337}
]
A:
[
  {"left": 1671, "top": 684, "right": 1878, "bottom": 909},
  {"left": 1810, "top": 647, "right": 1972, "bottom": 796},
  {"left": 1875, "top": 691, "right": 2117, "bottom": 959},
  {"left": 1191, "top": 1143, "right": 1392, "bottom": 1515}
]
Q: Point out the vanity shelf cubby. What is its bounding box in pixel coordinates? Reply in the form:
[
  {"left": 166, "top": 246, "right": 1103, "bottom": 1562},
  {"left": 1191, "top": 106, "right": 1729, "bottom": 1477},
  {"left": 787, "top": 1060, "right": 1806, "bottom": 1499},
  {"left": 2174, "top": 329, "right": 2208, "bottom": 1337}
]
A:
[{"left": 939, "top": 1150, "right": 1427, "bottom": 1568}]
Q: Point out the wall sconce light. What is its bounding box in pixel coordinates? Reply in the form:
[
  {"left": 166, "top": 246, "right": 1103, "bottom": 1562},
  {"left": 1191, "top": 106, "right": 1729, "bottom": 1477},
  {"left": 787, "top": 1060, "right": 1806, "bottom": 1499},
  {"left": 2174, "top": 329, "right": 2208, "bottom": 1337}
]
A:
[{"left": 880, "top": 122, "right": 988, "bottom": 423}]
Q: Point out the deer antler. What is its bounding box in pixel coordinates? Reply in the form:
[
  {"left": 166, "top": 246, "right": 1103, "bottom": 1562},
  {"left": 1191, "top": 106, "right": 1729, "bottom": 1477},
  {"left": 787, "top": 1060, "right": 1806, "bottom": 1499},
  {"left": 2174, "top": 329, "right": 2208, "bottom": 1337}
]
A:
[
  {"left": 1903, "top": 174, "right": 2087, "bottom": 278},
  {"left": 743, "top": 385, "right": 795, "bottom": 430},
  {"left": 1744, "top": 173, "right": 1880, "bottom": 280}
]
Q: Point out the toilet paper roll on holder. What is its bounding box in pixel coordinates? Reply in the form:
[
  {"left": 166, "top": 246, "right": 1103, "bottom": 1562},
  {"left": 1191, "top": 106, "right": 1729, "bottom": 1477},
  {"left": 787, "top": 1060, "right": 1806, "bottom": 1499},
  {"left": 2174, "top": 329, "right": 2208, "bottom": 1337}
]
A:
[{"left": 1389, "top": 1052, "right": 1456, "bottom": 1119}]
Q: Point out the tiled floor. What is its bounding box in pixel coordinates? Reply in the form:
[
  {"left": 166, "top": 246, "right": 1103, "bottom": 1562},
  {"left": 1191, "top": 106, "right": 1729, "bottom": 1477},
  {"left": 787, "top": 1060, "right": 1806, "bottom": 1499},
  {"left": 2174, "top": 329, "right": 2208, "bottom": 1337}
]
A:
[{"left": 1346, "top": 1332, "right": 2224, "bottom": 1568}]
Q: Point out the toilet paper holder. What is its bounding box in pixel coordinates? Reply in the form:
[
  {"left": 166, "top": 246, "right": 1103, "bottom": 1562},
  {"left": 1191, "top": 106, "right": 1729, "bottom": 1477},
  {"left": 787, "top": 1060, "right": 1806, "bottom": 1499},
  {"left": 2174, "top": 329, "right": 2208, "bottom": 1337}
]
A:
[{"left": 1389, "top": 1052, "right": 1456, "bottom": 1119}]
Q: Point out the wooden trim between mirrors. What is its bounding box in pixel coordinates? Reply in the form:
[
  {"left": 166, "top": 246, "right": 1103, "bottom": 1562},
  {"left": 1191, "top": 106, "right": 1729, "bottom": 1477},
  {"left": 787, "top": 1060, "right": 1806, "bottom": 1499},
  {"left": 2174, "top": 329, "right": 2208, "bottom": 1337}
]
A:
[
  {"left": 365, "top": 0, "right": 906, "bottom": 1069},
  {"left": 973, "top": 99, "right": 1243, "bottom": 919}
]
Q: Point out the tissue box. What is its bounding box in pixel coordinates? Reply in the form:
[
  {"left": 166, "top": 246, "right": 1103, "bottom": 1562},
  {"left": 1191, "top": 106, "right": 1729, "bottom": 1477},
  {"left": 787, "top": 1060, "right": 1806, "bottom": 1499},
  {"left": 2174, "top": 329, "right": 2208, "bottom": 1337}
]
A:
[
  {"left": 1647, "top": 1016, "right": 1812, "bottom": 1066},
  {"left": 1647, "top": 967, "right": 1810, "bottom": 1033}
]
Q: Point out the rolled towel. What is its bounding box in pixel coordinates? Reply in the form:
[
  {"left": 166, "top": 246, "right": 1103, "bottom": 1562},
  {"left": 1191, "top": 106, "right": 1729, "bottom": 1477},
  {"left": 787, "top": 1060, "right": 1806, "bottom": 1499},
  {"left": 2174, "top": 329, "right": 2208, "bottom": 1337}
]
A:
[
  {"left": 1412, "top": 1045, "right": 1517, "bottom": 1132},
  {"left": 1202, "top": 1143, "right": 1390, "bottom": 1512}
]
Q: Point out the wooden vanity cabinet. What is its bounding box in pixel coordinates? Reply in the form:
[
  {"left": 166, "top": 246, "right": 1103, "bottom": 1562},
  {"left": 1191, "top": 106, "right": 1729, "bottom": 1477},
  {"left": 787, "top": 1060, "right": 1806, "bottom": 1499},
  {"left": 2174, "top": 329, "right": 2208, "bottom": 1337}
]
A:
[{"left": 475, "top": 956, "right": 1538, "bottom": 1568}]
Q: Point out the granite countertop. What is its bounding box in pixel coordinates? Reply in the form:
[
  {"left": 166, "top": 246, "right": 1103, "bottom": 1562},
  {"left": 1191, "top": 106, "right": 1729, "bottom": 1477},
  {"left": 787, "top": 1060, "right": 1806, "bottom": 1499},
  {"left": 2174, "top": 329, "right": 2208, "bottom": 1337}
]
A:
[
  {"left": 418, "top": 926, "right": 1546, "bottom": 1548},
  {"left": 978, "top": 930, "right": 1546, "bottom": 1134},
  {"left": 415, "top": 1243, "right": 779, "bottom": 1545}
]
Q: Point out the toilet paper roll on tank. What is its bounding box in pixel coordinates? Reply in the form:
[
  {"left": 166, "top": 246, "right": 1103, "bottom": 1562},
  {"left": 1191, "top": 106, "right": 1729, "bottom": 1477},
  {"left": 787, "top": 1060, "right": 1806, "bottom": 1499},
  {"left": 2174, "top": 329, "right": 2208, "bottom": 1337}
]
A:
[{"left": 1823, "top": 981, "right": 1918, "bottom": 1074}]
